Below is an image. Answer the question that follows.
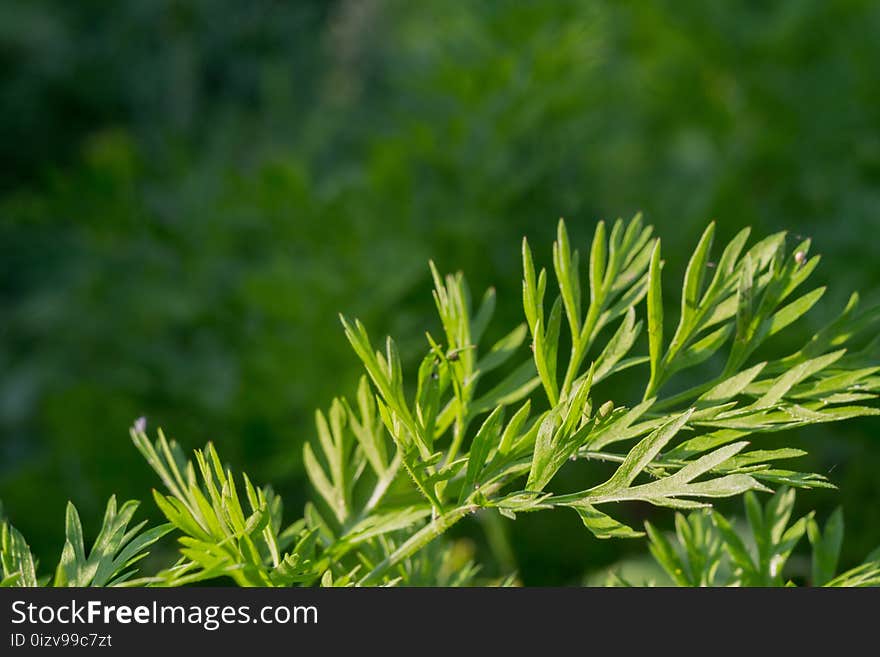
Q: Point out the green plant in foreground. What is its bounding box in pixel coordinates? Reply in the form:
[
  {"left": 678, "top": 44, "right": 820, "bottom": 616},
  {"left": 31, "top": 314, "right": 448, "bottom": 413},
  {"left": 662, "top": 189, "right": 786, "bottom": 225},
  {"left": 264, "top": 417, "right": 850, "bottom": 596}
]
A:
[
  {"left": 1, "top": 499, "right": 170, "bottom": 587},
  {"left": 637, "top": 487, "right": 880, "bottom": 587},
  {"left": 2, "top": 215, "right": 879, "bottom": 586}
]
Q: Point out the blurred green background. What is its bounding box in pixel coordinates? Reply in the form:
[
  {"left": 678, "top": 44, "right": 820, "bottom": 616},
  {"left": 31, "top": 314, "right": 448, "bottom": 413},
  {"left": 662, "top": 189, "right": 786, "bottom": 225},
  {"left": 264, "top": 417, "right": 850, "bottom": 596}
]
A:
[{"left": 2, "top": 0, "right": 879, "bottom": 584}]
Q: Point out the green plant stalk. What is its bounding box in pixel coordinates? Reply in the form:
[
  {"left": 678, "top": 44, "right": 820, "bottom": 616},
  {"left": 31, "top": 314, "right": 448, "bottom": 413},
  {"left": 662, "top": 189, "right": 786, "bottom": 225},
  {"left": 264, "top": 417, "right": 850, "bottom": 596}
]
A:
[
  {"left": 479, "top": 510, "right": 518, "bottom": 575},
  {"left": 230, "top": 567, "right": 272, "bottom": 587},
  {"left": 649, "top": 379, "right": 718, "bottom": 413},
  {"left": 401, "top": 454, "right": 443, "bottom": 512},
  {"left": 445, "top": 399, "right": 469, "bottom": 469},
  {"left": 359, "top": 504, "right": 476, "bottom": 585},
  {"left": 560, "top": 302, "right": 602, "bottom": 400}
]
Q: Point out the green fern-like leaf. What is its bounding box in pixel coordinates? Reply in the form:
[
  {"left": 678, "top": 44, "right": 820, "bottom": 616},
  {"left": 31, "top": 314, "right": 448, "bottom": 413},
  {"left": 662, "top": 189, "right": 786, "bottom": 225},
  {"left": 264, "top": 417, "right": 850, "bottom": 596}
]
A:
[{"left": 6, "top": 215, "right": 877, "bottom": 588}]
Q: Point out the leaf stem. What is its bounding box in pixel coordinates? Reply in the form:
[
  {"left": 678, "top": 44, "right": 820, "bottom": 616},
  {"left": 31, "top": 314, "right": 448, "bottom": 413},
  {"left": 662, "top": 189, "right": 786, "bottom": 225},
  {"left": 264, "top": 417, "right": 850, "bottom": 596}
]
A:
[{"left": 359, "top": 505, "right": 476, "bottom": 585}]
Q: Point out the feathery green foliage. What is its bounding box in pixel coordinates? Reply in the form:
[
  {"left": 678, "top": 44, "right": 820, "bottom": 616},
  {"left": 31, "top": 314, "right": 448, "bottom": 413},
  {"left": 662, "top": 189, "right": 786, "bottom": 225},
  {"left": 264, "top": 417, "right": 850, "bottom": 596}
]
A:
[
  {"left": 1, "top": 498, "right": 170, "bottom": 587},
  {"left": 2, "top": 216, "right": 879, "bottom": 586},
  {"left": 641, "top": 488, "right": 880, "bottom": 587}
]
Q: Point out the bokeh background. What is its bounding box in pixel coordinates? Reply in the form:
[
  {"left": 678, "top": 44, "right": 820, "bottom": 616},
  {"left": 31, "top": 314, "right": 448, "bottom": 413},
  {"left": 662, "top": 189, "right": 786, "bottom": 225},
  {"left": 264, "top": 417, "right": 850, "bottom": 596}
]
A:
[{"left": 2, "top": 0, "right": 879, "bottom": 584}]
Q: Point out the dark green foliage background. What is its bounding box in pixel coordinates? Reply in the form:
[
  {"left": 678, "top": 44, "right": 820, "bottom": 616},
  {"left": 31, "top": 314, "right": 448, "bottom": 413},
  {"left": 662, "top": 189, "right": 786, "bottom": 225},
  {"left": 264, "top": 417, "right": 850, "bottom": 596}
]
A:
[{"left": 2, "top": 0, "right": 879, "bottom": 584}]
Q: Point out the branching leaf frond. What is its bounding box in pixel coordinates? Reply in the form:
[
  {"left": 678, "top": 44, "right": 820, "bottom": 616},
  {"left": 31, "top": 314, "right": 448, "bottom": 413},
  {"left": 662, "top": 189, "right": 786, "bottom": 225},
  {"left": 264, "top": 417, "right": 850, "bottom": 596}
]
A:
[{"left": 6, "top": 216, "right": 877, "bottom": 588}]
